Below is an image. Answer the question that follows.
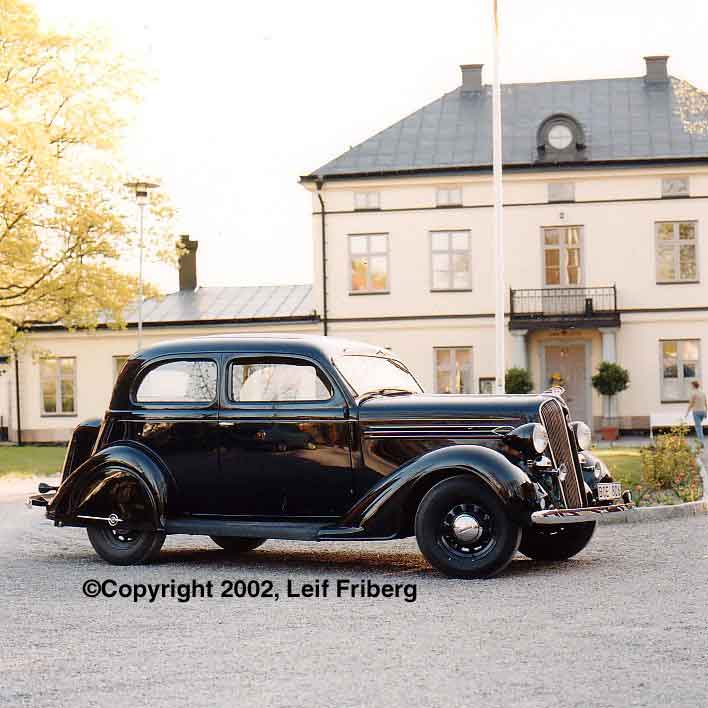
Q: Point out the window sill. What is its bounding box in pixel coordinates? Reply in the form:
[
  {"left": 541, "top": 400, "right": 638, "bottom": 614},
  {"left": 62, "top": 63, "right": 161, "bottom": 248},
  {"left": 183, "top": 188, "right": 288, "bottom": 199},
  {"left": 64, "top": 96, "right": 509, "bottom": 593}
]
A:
[
  {"left": 41, "top": 413, "right": 78, "bottom": 418},
  {"left": 656, "top": 280, "right": 700, "bottom": 285},
  {"left": 430, "top": 288, "right": 473, "bottom": 293},
  {"left": 353, "top": 208, "right": 381, "bottom": 212},
  {"left": 435, "top": 204, "right": 463, "bottom": 209},
  {"left": 348, "top": 291, "right": 390, "bottom": 296},
  {"left": 660, "top": 400, "right": 689, "bottom": 404},
  {"left": 660, "top": 194, "right": 690, "bottom": 199}
]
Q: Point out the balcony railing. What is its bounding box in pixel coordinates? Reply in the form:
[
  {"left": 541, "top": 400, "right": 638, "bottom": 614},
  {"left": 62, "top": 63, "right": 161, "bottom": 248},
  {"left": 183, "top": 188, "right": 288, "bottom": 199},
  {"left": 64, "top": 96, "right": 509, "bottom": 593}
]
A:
[{"left": 509, "top": 286, "right": 619, "bottom": 329}]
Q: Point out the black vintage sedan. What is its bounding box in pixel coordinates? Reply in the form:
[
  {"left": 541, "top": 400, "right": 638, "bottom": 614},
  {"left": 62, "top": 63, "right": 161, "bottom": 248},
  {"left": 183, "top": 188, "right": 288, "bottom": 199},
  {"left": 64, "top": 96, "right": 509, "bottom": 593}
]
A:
[{"left": 29, "top": 335, "right": 632, "bottom": 578}]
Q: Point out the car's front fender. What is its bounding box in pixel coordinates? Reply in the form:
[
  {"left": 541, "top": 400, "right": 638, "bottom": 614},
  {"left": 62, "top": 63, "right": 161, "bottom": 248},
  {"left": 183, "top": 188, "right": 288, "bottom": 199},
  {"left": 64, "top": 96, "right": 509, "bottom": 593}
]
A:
[
  {"left": 328, "top": 445, "right": 538, "bottom": 539},
  {"left": 48, "top": 441, "right": 172, "bottom": 530}
]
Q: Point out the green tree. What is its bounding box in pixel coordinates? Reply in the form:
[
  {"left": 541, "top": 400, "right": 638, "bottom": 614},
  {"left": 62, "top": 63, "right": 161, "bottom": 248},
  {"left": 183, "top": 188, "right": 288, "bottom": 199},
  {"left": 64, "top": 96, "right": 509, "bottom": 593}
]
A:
[{"left": 591, "top": 361, "right": 630, "bottom": 420}]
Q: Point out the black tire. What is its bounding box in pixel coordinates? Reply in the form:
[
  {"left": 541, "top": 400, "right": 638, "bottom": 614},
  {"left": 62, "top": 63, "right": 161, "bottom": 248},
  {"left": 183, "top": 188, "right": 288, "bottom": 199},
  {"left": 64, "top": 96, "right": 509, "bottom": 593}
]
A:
[
  {"left": 519, "top": 522, "right": 596, "bottom": 561},
  {"left": 415, "top": 476, "right": 521, "bottom": 579},
  {"left": 210, "top": 536, "right": 266, "bottom": 553},
  {"left": 87, "top": 525, "right": 165, "bottom": 566}
]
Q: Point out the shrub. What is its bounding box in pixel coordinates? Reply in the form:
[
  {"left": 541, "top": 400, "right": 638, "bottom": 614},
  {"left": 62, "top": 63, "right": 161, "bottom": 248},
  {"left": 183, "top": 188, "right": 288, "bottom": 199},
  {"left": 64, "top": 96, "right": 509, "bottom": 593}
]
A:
[
  {"left": 640, "top": 425, "right": 703, "bottom": 503},
  {"left": 505, "top": 367, "right": 533, "bottom": 394},
  {"left": 591, "top": 361, "right": 630, "bottom": 397}
]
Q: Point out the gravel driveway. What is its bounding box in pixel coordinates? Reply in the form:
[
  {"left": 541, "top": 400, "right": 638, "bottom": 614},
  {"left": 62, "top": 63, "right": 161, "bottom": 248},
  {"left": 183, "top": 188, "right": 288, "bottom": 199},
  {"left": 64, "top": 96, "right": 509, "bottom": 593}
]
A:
[{"left": 1, "top": 479, "right": 707, "bottom": 708}]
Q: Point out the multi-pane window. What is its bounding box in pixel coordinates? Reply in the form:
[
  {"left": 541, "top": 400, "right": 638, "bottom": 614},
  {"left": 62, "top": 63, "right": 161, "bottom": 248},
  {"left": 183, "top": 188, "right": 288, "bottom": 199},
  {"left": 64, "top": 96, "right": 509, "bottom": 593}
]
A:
[
  {"left": 548, "top": 182, "right": 575, "bottom": 203},
  {"left": 349, "top": 234, "right": 389, "bottom": 293},
  {"left": 436, "top": 186, "right": 462, "bottom": 207},
  {"left": 113, "top": 355, "right": 129, "bottom": 382},
  {"left": 430, "top": 231, "right": 472, "bottom": 290},
  {"left": 40, "top": 357, "right": 76, "bottom": 415},
  {"left": 136, "top": 360, "right": 217, "bottom": 404},
  {"left": 656, "top": 221, "right": 698, "bottom": 283},
  {"left": 435, "top": 348, "right": 473, "bottom": 394},
  {"left": 543, "top": 226, "right": 582, "bottom": 286},
  {"left": 354, "top": 191, "right": 380, "bottom": 210},
  {"left": 661, "top": 177, "right": 689, "bottom": 198},
  {"left": 661, "top": 340, "right": 700, "bottom": 401}
]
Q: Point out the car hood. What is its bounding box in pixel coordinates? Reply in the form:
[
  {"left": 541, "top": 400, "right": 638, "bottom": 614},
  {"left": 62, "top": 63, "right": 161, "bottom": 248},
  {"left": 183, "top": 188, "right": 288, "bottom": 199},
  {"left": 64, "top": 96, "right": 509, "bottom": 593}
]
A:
[{"left": 357, "top": 393, "right": 552, "bottom": 425}]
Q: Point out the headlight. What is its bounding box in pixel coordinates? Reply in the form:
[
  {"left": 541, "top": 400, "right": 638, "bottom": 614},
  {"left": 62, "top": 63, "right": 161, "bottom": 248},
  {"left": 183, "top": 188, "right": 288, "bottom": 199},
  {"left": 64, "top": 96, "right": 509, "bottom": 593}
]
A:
[
  {"left": 503, "top": 423, "right": 548, "bottom": 457},
  {"left": 531, "top": 424, "right": 549, "bottom": 454},
  {"left": 572, "top": 421, "right": 592, "bottom": 451}
]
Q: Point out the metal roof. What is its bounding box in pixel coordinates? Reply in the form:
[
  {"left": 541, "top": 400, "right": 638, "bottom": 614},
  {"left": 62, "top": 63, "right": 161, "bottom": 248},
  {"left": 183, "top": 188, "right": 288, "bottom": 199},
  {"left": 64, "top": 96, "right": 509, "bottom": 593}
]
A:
[
  {"left": 121, "top": 284, "right": 316, "bottom": 325},
  {"left": 307, "top": 76, "right": 708, "bottom": 178}
]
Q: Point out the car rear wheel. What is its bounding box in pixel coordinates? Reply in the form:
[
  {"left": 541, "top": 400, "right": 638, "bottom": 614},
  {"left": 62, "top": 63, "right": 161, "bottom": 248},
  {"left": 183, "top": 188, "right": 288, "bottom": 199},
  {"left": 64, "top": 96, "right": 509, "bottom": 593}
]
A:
[
  {"left": 210, "top": 536, "right": 266, "bottom": 553},
  {"left": 519, "top": 522, "right": 596, "bottom": 561},
  {"left": 87, "top": 525, "right": 165, "bottom": 565},
  {"left": 415, "top": 476, "right": 521, "bottom": 579}
]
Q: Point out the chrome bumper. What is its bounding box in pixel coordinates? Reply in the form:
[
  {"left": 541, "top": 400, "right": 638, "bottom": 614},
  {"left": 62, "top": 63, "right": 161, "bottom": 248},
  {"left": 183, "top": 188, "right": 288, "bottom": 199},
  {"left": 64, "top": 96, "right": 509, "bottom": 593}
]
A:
[{"left": 531, "top": 502, "right": 634, "bottom": 525}]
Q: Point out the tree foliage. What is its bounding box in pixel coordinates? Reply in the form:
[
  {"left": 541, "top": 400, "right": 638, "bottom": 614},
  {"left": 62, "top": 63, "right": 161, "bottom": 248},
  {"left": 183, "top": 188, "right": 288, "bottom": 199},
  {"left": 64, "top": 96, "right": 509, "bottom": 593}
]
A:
[
  {"left": 591, "top": 361, "right": 630, "bottom": 398},
  {"left": 0, "top": 0, "right": 174, "bottom": 350},
  {"left": 505, "top": 367, "right": 533, "bottom": 394}
]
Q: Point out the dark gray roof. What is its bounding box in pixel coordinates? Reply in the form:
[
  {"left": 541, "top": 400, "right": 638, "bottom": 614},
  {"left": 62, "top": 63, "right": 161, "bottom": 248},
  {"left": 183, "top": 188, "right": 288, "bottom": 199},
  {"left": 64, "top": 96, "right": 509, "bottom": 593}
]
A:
[
  {"left": 307, "top": 76, "right": 708, "bottom": 178},
  {"left": 122, "top": 284, "right": 316, "bottom": 325}
]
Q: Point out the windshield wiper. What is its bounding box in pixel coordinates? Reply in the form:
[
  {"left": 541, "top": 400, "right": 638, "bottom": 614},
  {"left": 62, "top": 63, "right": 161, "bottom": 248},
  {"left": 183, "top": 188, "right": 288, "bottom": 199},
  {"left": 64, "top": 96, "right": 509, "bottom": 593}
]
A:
[{"left": 357, "top": 388, "right": 414, "bottom": 405}]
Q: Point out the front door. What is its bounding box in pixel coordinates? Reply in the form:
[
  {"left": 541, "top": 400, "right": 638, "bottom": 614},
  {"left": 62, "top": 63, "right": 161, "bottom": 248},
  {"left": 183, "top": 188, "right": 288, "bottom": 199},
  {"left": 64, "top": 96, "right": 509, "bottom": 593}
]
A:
[
  {"left": 219, "top": 355, "right": 354, "bottom": 518},
  {"left": 544, "top": 344, "right": 588, "bottom": 423}
]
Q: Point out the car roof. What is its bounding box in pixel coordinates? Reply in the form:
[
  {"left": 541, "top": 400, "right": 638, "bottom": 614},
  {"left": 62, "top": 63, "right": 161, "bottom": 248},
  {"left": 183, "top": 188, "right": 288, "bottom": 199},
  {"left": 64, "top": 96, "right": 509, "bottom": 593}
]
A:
[{"left": 134, "top": 334, "right": 392, "bottom": 362}]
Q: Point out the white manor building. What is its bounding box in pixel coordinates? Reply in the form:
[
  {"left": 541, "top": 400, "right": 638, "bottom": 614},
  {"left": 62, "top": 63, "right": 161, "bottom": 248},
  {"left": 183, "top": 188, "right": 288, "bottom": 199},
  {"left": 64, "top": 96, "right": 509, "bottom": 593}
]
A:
[{"left": 3, "top": 55, "right": 708, "bottom": 442}]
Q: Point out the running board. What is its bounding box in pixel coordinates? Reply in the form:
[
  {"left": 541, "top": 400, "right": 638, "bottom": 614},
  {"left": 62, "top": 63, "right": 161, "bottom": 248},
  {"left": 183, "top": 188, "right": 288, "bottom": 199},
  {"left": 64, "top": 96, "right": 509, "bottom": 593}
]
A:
[{"left": 164, "top": 517, "right": 327, "bottom": 541}]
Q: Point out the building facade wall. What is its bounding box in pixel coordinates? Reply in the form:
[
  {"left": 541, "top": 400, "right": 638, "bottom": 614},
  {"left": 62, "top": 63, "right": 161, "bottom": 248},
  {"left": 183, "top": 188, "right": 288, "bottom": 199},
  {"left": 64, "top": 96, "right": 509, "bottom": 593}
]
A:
[{"left": 308, "top": 164, "right": 708, "bottom": 428}]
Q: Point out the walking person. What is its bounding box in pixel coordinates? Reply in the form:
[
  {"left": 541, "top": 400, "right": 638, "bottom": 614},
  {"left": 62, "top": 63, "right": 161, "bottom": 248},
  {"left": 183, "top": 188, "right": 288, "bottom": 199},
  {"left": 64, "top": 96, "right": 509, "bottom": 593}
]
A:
[{"left": 686, "top": 380, "right": 707, "bottom": 446}]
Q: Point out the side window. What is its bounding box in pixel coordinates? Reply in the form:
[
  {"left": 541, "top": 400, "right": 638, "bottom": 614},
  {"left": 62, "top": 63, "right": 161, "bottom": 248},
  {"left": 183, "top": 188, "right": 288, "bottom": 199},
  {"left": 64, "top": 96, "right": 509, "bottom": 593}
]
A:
[
  {"left": 230, "top": 359, "right": 333, "bottom": 402},
  {"left": 136, "top": 360, "right": 217, "bottom": 404}
]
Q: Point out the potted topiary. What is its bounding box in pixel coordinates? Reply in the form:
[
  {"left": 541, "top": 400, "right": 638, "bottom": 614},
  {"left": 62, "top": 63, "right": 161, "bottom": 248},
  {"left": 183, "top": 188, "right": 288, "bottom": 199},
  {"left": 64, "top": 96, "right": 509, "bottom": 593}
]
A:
[
  {"left": 591, "top": 361, "right": 630, "bottom": 441},
  {"left": 505, "top": 367, "right": 533, "bottom": 394}
]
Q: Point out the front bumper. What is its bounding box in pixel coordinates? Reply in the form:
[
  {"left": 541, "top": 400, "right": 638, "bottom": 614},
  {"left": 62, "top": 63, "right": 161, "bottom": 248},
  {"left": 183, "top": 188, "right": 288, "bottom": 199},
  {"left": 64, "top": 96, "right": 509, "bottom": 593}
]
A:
[{"left": 531, "top": 502, "right": 634, "bottom": 525}]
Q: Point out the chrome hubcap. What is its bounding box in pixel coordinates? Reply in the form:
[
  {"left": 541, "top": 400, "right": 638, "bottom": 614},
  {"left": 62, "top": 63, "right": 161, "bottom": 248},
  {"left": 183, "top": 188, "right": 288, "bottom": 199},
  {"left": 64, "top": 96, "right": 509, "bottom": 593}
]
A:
[{"left": 451, "top": 513, "right": 483, "bottom": 544}]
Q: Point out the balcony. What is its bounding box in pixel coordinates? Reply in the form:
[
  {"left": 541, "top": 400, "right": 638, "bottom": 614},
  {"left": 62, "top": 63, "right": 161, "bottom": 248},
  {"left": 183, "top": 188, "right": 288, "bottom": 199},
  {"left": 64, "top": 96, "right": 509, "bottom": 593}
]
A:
[{"left": 509, "top": 286, "right": 620, "bottom": 330}]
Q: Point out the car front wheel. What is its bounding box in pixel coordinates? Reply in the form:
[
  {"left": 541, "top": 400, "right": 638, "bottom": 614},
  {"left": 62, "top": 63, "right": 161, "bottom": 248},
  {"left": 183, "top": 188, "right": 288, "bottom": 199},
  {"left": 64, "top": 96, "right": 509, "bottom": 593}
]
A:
[
  {"left": 87, "top": 525, "right": 165, "bottom": 565},
  {"left": 415, "top": 476, "right": 521, "bottom": 579},
  {"left": 210, "top": 537, "right": 266, "bottom": 553},
  {"left": 518, "top": 522, "right": 596, "bottom": 561}
]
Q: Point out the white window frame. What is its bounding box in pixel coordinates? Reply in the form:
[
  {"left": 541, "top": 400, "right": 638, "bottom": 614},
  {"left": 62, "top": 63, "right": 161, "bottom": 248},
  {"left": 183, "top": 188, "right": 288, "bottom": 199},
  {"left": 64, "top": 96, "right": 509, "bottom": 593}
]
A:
[
  {"left": 660, "top": 339, "right": 701, "bottom": 403},
  {"left": 354, "top": 191, "right": 380, "bottom": 211},
  {"left": 39, "top": 356, "right": 77, "bottom": 416},
  {"left": 541, "top": 225, "right": 584, "bottom": 287},
  {"left": 429, "top": 230, "right": 472, "bottom": 291},
  {"left": 436, "top": 186, "right": 463, "bottom": 207},
  {"left": 661, "top": 177, "right": 690, "bottom": 199},
  {"left": 434, "top": 347, "right": 474, "bottom": 394},
  {"left": 348, "top": 233, "right": 390, "bottom": 294},
  {"left": 113, "top": 355, "right": 130, "bottom": 382},
  {"left": 655, "top": 221, "right": 699, "bottom": 284}
]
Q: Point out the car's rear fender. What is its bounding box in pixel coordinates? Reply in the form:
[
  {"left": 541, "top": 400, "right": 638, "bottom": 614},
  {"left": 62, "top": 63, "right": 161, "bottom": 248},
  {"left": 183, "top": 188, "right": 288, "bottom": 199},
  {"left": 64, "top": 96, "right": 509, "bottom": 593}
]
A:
[
  {"left": 340, "top": 445, "right": 538, "bottom": 538},
  {"left": 48, "top": 441, "right": 172, "bottom": 530}
]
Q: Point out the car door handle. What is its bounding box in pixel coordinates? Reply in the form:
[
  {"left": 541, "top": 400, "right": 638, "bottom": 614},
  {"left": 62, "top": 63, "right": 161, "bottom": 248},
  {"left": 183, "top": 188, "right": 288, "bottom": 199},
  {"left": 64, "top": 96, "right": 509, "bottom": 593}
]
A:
[{"left": 219, "top": 421, "right": 238, "bottom": 427}]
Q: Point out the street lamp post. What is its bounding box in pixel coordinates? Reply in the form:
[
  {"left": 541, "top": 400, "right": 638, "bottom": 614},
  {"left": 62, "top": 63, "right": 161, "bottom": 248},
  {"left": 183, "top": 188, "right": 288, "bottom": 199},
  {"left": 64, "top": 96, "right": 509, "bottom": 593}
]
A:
[
  {"left": 124, "top": 180, "right": 159, "bottom": 351},
  {"left": 491, "top": 0, "right": 505, "bottom": 394}
]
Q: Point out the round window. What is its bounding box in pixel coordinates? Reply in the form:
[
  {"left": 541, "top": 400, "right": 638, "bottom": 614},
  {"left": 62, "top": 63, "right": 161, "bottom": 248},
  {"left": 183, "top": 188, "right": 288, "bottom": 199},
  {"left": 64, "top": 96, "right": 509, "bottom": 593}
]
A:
[{"left": 547, "top": 123, "right": 573, "bottom": 150}]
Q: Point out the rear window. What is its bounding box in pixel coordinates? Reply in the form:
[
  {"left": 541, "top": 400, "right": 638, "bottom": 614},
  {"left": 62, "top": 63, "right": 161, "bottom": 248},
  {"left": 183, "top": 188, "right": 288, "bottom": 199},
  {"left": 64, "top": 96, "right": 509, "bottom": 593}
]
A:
[{"left": 136, "top": 359, "right": 217, "bottom": 404}]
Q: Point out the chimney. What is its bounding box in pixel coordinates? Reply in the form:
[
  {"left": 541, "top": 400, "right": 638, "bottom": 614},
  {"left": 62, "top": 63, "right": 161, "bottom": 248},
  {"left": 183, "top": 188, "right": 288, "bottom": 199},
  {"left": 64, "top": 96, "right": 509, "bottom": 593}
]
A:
[
  {"left": 178, "top": 235, "right": 198, "bottom": 291},
  {"left": 644, "top": 55, "right": 669, "bottom": 83},
  {"left": 460, "top": 64, "right": 483, "bottom": 93}
]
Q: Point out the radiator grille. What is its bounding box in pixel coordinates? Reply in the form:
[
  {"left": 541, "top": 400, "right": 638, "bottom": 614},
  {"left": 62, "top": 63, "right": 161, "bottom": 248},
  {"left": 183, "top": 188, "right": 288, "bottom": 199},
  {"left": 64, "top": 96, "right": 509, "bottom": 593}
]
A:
[{"left": 540, "top": 398, "right": 584, "bottom": 508}]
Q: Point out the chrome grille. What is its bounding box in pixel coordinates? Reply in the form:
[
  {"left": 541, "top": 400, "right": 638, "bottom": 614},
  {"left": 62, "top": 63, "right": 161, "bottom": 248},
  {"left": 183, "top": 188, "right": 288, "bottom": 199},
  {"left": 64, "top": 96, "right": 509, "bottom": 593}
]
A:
[{"left": 539, "top": 398, "right": 584, "bottom": 508}]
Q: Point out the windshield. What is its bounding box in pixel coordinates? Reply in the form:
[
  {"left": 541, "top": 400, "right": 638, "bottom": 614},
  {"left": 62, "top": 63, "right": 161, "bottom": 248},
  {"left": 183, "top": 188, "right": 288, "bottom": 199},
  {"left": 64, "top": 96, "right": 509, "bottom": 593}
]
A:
[{"left": 334, "top": 355, "right": 422, "bottom": 396}]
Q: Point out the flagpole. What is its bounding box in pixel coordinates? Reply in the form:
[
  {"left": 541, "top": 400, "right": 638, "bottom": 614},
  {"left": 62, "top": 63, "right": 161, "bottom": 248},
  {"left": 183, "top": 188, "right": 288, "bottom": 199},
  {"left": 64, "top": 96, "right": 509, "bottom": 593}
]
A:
[{"left": 492, "top": 0, "right": 506, "bottom": 393}]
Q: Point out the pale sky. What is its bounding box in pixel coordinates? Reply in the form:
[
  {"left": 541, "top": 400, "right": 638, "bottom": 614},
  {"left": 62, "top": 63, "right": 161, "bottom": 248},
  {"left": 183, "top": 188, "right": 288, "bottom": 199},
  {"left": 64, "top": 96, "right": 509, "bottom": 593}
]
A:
[{"left": 33, "top": 0, "right": 708, "bottom": 293}]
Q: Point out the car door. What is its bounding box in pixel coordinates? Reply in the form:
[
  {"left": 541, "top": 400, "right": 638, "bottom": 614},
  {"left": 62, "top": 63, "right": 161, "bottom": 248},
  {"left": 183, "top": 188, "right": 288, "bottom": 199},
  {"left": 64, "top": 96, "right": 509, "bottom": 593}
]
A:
[
  {"left": 125, "top": 355, "right": 221, "bottom": 515},
  {"left": 219, "top": 354, "right": 354, "bottom": 518}
]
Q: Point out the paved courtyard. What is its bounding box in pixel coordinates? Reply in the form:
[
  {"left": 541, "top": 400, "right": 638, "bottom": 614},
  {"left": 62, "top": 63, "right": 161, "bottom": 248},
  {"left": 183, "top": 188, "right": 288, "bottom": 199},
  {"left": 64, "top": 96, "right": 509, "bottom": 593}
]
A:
[{"left": 1, "top": 479, "right": 707, "bottom": 708}]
